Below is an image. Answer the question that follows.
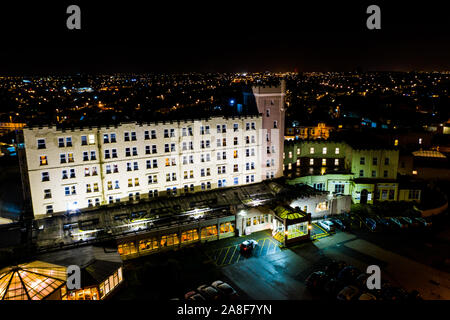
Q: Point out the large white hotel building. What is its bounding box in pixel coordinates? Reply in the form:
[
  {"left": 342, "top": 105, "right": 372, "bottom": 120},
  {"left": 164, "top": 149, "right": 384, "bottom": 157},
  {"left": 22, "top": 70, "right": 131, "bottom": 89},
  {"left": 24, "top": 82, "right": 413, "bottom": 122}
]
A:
[{"left": 21, "top": 83, "right": 285, "bottom": 219}]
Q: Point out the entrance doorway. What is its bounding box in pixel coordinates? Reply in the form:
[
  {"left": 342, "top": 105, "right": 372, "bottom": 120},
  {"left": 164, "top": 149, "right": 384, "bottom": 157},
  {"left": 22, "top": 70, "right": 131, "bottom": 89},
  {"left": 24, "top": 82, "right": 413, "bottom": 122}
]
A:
[{"left": 360, "top": 189, "right": 368, "bottom": 204}]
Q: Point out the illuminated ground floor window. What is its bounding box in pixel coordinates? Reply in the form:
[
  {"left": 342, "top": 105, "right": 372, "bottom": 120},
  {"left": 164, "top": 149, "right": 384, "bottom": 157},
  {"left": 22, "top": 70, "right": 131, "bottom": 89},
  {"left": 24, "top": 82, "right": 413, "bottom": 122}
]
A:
[
  {"left": 161, "top": 233, "right": 179, "bottom": 247},
  {"left": 118, "top": 242, "right": 137, "bottom": 256},
  {"left": 181, "top": 229, "right": 199, "bottom": 243},
  {"left": 287, "top": 222, "right": 308, "bottom": 240},
  {"left": 139, "top": 238, "right": 158, "bottom": 252},
  {"left": 64, "top": 286, "right": 100, "bottom": 300},
  {"left": 201, "top": 225, "right": 218, "bottom": 239},
  {"left": 220, "top": 222, "right": 234, "bottom": 234},
  {"left": 99, "top": 267, "right": 123, "bottom": 299}
]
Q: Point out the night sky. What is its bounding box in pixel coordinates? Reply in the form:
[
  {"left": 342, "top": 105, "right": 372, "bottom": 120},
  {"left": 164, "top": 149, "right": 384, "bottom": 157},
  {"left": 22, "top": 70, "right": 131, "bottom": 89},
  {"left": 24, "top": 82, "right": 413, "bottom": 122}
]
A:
[{"left": 0, "top": 1, "right": 449, "bottom": 74}]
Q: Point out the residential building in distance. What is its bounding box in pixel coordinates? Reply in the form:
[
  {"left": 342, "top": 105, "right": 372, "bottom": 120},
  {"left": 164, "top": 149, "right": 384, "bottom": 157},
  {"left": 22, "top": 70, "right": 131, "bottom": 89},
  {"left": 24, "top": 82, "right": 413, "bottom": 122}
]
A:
[{"left": 283, "top": 133, "right": 423, "bottom": 205}]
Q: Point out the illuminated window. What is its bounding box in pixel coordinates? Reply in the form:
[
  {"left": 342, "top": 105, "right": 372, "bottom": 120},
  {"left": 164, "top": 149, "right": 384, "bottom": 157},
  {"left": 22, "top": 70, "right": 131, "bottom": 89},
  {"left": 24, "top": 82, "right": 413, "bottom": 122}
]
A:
[
  {"left": 316, "top": 201, "right": 328, "bottom": 212},
  {"left": 334, "top": 159, "right": 339, "bottom": 166},
  {"left": 322, "top": 147, "right": 327, "bottom": 154},
  {"left": 322, "top": 158, "right": 326, "bottom": 165},
  {"left": 40, "top": 155, "right": 48, "bottom": 166},
  {"left": 335, "top": 148, "right": 340, "bottom": 154},
  {"left": 88, "top": 134, "right": 95, "bottom": 145},
  {"left": 310, "top": 147, "right": 314, "bottom": 154},
  {"left": 309, "top": 159, "right": 314, "bottom": 166},
  {"left": 394, "top": 139, "right": 399, "bottom": 146}
]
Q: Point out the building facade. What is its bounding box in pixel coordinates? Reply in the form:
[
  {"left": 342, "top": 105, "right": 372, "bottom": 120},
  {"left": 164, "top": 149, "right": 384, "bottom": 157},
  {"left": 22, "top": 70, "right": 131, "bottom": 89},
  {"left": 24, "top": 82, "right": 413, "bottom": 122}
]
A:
[
  {"left": 284, "top": 139, "right": 422, "bottom": 205},
  {"left": 23, "top": 115, "right": 268, "bottom": 218},
  {"left": 252, "top": 81, "right": 286, "bottom": 180}
]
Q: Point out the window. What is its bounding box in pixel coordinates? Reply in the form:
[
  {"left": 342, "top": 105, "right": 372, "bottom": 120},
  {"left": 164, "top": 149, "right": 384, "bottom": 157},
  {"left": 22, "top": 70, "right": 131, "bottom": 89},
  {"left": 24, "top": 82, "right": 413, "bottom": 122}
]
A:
[
  {"left": 234, "top": 137, "right": 238, "bottom": 146},
  {"left": 360, "top": 157, "right": 365, "bottom": 165},
  {"left": 60, "top": 154, "right": 67, "bottom": 164},
  {"left": 110, "top": 133, "right": 116, "bottom": 143},
  {"left": 309, "top": 159, "right": 314, "bottom": 165},
  {"left": 373, "top": 157, "right": 378, "bottom": 165},
  {"left": 131, "top": 132, "right": 136, "bottom": 141},
  {"left": 40, "top": 155, "right": 48, "bottom": 166},
  {"left": 372, "top": 170, "right": 376, "bottom": 177},
  {"left": 151, "top": 130, "right": 156, "bottom": 139},
  {"left": 90, "top": 151, "right": 96, "bottom": 161},
  {"left": 44, "top": 189, "right": 52, "bottom": 199},
  {"left": 112, "top": 149, "right": 117, "bottom": 158},
  {"left": 81, "top": 136, "right": 88, "bottom": 145},
  {"left": 41, "top": 172, "right": 49, "bottom": 182},
  {"left": 58, "top": 137, "right": 64, "bottom": 148},
  {"left": 322, "top": 147, "right": 327, "bottom": 155},
  {"left": 335, "top": 147, "right": 340, "bottom": 154},
  {"left": 273, "top": 121, "right": 278, "bottom": 128},
  {"left": 359, "top": 169, "right": 364, "bottom": 177},
  {"left": 310, "top": 147, "right": 314, "bottom": 154},
  {"left": 46, "top": 205, "right": 53, "bottom": 214},
  {"left": 37, "top": 139, "right": 46, "bottom": 149},
  {"left": 144, "top": 131, "right": 150, "bottom": 140},
  {"left": 297, "top": 148, "right": 301, "bottom": 155},
  {"left": 383, "top": 170, "right": 388, "bottom": 178},
  {"left": 385, "top": 158, "right": 390, "bottom": 165},
  {"left": 409, "top": 190, "right": 420, "bottom": 200},
  {"left": 389, "top": 190, "right": 395, "bottom": 200},
  {"left": 335, "top": 184, "right": 345, "bottom": 194},
  {"left": 334, "top": 159, "right": 339, "bottom": 166},
  {"left": 124, "top": 132, "right": 130, "bottom": 141},
  {"left": 104, "top": 150, "right": 110, "bottom": 159},
  {"left": 313, "top": 183, "right": 324, "bottom": 191},
  {"left": 233, "top": 123, "right": 238, "bottom": 132}
]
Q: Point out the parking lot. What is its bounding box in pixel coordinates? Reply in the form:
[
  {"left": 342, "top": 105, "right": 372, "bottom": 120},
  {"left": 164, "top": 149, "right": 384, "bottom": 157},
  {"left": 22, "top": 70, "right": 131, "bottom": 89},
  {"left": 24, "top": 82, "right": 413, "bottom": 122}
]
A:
[
  {"left": 310, "top": 222, "right": 332, "bottom": 240},
  {"left": 204, "top": 231, "right": 282, "bottom": 266}
]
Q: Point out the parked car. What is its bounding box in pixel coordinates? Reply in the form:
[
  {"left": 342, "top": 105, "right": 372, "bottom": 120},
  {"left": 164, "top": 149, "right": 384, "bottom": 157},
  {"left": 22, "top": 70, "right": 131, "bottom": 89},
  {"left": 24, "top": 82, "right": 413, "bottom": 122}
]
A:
[
  {"left": 184, "top": 290, "right": 206, "bottom": 301},
  {"left": 337, "top": 266, "right": 361, "bottom": 285},
  {"left": 324, "top": 278, "right": 344, "bottom": 298},
  {"left": 318, "top": 220, "right": 336, "bottom": 232},
  {"left": 399, "top": 217, "right": 419, "bottom": 228},
  {"left": 381, "top": 283, "right": 408, "bottom": 301},
  {"left": 337, "top": 285, "right": 360, "bottom": 301},
  {"left": 325, "top": 260, "right": 347, "bottom": 278},
  {"left": 414, "top": 217, "right": 432, "bottom": 228},
  {"left": 197, "top": 285, "right": 221, "bottom": 300},
  {"left": 239, "top": 239, "right": 258, "bottom": 255},
  {"left": 377, "top": 218, "right": 393, "bottom": 230},
  {"left": 305, "top": 271, "right": 328, "bottom": 292},
  {"left": 365, "top": 217, "right": 377, "bottom": 231},
  {"left": 388, "top": 217, "right": 406, "bottom": 229},
  {"left": 330, "top": 218, "right": 347, "bottom": 231},
  {"left": 211, "top": 280, "right": 238, "bottom": 299},
  {"left": 406, "top": 290, "right": 423, "bottom": 301},
  {"left": 359, "top": 292, "right": 377, "bottom": 300},
  {"left": 355, "top": 273, "right": 369, "bottom": 290}
]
